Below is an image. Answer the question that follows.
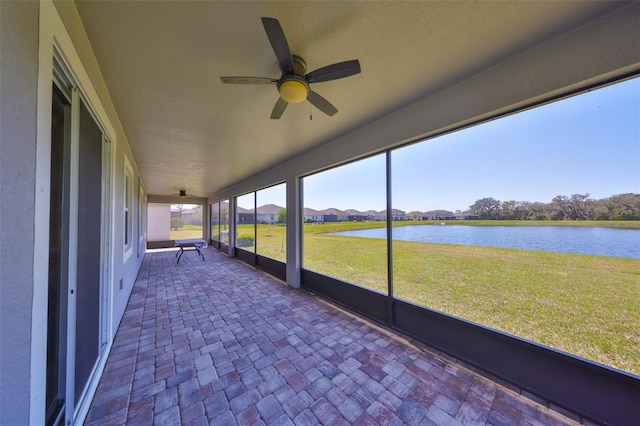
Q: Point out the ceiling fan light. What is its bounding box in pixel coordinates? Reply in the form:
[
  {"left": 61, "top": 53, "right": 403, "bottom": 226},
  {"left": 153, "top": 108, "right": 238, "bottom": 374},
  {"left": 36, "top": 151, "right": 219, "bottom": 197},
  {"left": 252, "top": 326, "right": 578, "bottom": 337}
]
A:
[{"left": 279, "top": 80, "right": 308, "bottom": 104}]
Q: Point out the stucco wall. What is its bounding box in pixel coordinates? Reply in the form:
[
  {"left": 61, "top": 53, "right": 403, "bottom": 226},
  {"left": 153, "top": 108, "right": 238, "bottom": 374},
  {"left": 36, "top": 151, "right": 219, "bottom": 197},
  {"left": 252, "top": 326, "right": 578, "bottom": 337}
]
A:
[
  {"left": 147, "top": 203, "right": 171, "bottom": 241},
  {"left": 0, "top": 1, "right": 39, "bottom": 424}
]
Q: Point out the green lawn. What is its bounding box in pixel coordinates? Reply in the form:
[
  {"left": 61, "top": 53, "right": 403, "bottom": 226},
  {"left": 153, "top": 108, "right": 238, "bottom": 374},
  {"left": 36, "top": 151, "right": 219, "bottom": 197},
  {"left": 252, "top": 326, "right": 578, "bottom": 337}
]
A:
[
  {"left": 170, "top": 224, "right": 204, "bottom": 240},
  {"left": 392, "top": 241, "right": 640, "bottom": 375},
  {"left": 233, "top": 224, "right": 288, "bottom": 262},
  {"left": 256, "top": 224, "right": 287, "bottom": 262}
]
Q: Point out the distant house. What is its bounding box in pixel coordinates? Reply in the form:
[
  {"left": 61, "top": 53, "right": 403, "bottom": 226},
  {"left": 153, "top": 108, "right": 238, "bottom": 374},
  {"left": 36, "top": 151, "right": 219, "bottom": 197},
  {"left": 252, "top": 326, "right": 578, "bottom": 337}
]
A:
[
  {"left": 359, "top": 210, "right": 377, "bottom": 221},
  {"left": 345, "top": 209, "right": 366, "bottom": 221},
  {"left": 182, "top": 208, "right": 198, "bottom": 225},
  {"left": 171, "top": 207, "right": 202, "bottom": 225},
  {"left": 302, "top": 206, "right": 478, "bottom": 221},
  {"left": 321, "top": 208, "right": 350, "bottom": 222},
  {"left": 378, "top": 209, "right": 407, "bottom": 221},
  {"left": 303, "top": 207, "right": 324, "bottom": 223},
  {"left": 322, "top": 214, "right": 338, "bottom": 222},
  {"left": 453, "top": 211, "right": 480, "bottom": 220},
  {"left": 393, "top": 209, "right": 407, "bottom": 221},
  {"left": 371, "top": 210, "right": 386, "bottom": 221},
  {"left": 422, "top": 210, "right": 455, "bottom": 220},
  {"left": 256, "top": 204, "right": 283, "bottom": 223},
  {"left": 236, "top": 206, "right": 254, "bottom": 224}
]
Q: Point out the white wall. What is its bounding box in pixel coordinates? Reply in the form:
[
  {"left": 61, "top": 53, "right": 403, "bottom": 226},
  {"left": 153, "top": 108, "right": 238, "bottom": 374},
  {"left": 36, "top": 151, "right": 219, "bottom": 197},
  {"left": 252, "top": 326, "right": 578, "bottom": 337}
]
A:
[
  {"left": 0, "top": 2, "right": 40, "bottom": 424},
  {"left": 147, "top": 203, "right": 171, "bottom": 241}
]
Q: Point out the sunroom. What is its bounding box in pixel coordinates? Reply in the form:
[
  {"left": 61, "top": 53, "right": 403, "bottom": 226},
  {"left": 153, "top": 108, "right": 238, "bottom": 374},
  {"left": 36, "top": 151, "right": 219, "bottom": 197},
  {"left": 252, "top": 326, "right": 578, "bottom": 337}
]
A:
[{"left": 1, "top": 1, "right": 639, "bottom": 425}]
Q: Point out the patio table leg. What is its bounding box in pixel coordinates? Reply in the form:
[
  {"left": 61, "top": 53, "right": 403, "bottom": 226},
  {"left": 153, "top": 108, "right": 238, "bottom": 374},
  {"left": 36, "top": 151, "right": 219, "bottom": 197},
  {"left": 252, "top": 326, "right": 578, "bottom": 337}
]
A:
[{"left": 195, "top": 244, "right": 205, "bottom": 261}]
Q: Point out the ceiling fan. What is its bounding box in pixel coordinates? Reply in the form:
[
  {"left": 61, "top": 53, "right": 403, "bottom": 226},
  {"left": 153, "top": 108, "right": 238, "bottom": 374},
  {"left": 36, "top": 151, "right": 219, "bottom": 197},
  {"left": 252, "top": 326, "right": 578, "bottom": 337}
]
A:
[
  {"left": 173, "top": 189, "right": 194, "bottom": 199},
  {"left": 220, "top": 17, "right": 361, "bottom": 119}
]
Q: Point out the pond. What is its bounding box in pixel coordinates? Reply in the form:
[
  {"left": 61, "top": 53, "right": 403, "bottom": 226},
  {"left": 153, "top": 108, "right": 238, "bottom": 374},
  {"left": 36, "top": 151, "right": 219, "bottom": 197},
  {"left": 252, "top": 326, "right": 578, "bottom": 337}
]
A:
[{"left": 330, "top": 225, "right": 640, "bottom": 258}]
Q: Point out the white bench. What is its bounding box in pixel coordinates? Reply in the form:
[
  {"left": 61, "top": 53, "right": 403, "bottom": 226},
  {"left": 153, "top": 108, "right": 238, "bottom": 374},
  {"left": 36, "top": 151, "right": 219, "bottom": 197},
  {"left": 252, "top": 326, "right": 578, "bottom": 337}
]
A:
[{"left": 174, "top": 238, "right": 206, "bottom": 263}]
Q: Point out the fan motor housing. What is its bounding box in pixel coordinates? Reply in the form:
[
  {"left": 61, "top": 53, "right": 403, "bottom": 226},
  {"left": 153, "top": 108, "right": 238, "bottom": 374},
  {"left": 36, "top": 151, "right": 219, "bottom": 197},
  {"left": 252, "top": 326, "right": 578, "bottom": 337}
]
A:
[
  {"left": 276, "top": 55, "right": 309, "bottom": 103},
  {"left": 291, "top": 55, "right": 307, "bottom": 75},
  {"left": 277, "top": 74, "right": 309, "bottom": 103}
]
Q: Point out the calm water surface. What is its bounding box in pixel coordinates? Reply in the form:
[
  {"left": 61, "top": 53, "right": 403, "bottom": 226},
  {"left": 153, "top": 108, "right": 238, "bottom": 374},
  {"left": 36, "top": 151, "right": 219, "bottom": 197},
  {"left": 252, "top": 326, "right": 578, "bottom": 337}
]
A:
[{"left": 330, "top": 225, "right": 640, "bottom": 258}]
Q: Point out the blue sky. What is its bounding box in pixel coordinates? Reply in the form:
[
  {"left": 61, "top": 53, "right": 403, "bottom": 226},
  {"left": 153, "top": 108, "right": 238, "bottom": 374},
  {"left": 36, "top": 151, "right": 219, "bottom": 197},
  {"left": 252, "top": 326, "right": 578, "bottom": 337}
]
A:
[
  {"left": 235, "top": 182, "right": 287, "bottom": 209},
  {"left": 302, "top": 76, "right": 640, "bottom": 212}
]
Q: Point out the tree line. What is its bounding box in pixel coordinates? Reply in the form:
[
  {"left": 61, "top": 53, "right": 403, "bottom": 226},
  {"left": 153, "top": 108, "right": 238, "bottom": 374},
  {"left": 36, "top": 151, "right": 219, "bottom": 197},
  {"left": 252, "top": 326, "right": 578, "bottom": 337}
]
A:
[{"left": 468, "top": 193, "right": 640, "bottom": 221}]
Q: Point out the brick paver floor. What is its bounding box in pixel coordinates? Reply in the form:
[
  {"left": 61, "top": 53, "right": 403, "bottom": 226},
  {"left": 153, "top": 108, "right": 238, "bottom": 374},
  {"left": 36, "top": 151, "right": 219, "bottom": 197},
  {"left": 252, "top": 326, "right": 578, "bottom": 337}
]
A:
[{"left": 85, "top": 248, "right": 582, "bottom": 425}]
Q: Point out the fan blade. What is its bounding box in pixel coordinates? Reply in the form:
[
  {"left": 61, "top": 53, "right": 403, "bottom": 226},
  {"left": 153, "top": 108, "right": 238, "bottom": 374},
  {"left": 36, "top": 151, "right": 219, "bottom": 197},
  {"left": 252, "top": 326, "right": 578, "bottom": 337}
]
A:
[
  {"left": 270, "top": 97, "right": 288, "bottom": 119},
  {"left": 307, "top": 90, "right": 338, "bottom": 117},
  {"left": 261, "top": 17, "right": 295, "bottom": 74},
  {"left": 306, "top": 59, "right": 361, "bottom": 83},
  {"left": 220, "top": 76, "right": 277, "bottom": 84}
]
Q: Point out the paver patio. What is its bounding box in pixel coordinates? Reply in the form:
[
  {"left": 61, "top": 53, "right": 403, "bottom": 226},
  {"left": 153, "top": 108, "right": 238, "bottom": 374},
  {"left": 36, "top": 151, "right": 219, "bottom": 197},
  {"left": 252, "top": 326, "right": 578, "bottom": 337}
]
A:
[{"left": 84, "top": 248, "right": 583, "bottom": 425}]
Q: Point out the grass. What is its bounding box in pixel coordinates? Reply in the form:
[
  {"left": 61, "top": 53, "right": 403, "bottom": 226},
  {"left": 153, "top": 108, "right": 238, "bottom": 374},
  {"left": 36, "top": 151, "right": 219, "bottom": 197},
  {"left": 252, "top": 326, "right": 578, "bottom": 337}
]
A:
[
  {"left": 170, "top": 224, "right": 204, "bottom": 240},
  {"left": 256, "top": 224, "right": 287, "bottom": 262},
  {"left": 233, "top": 224, "right": 287, "bottom": 262},
  {"left": 392, "top": 241, "right": 640, "bottom": 375}
]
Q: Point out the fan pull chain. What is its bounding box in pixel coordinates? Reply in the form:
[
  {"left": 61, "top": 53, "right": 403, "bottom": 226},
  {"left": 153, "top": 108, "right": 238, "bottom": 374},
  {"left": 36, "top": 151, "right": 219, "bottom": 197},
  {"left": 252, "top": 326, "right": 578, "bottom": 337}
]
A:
[{"left": 309, "top": 103, "right": 313, "bottom": 121}]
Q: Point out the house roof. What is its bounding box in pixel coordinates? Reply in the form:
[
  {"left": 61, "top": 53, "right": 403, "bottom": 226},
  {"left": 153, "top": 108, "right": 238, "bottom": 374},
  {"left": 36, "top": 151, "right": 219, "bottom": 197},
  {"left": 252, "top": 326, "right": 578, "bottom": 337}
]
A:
[
  {"left": 303, "top": 208, "right": 322, "bottom": 216},
  {"left": 236, "top": 206, "right": 253, "bottom": 214},
  {"left": 320, "top": 208, "right": 350, "bottom": 216},
  {"left": 256, "top": 204, "right": 283, "bottom": 215}
]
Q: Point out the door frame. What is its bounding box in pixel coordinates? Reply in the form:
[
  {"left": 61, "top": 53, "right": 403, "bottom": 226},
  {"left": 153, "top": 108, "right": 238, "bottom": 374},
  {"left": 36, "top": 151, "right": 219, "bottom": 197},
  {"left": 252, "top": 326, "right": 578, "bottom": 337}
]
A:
[{"left": 50, "top": 54, "right": 115, "bottom": 426}]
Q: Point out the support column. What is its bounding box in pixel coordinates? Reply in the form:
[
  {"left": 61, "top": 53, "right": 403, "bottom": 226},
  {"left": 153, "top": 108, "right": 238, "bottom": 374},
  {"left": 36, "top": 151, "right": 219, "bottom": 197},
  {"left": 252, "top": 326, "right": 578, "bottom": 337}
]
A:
[
  {"left": 285, "top": 176, "right": 301, "bottom": 288},
  {"left": 228, "top": 199, "right": 236, "bottom": 257}
]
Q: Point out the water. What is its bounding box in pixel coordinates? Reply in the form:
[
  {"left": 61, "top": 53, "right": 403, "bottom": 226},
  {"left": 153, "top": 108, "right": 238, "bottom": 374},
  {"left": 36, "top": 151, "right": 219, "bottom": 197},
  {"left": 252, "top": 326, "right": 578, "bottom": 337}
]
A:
[{"left": 330, "top": 225, "right": 640, "bottom": 258}]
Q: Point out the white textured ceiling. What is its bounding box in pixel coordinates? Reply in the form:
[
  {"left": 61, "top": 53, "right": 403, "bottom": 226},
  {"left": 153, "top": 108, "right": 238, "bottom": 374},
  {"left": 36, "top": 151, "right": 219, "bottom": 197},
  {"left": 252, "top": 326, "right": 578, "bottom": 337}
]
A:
[{"left": 72, "top": 0, "right": 622, "bottom": 198}]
